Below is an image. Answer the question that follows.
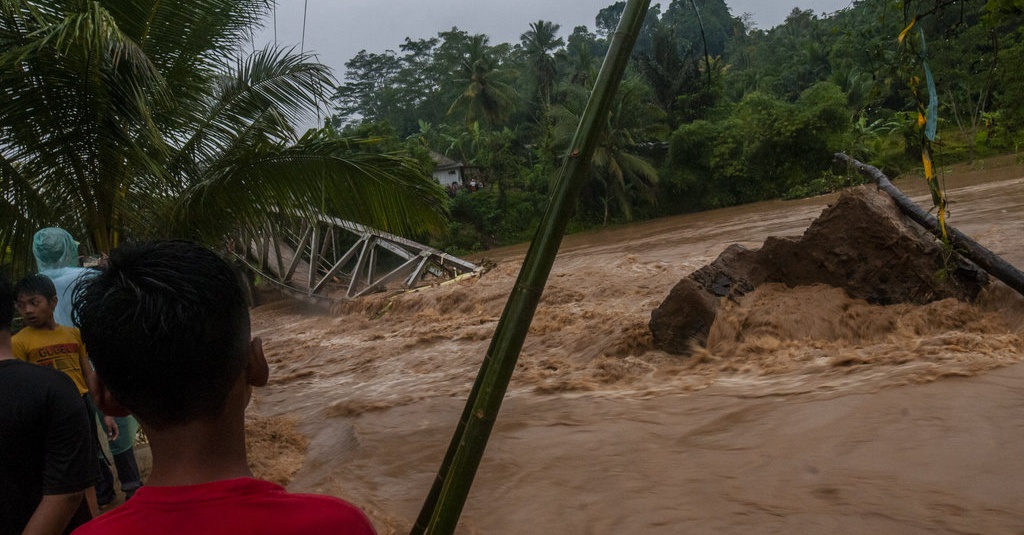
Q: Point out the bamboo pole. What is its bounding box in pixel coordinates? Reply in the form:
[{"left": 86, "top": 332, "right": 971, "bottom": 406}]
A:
[
  {"left": 836, "top": 152, "right": 1024, "bottom": 297},
  {"left": 409, "top": 2, "right": 651, "bottom": 533}
]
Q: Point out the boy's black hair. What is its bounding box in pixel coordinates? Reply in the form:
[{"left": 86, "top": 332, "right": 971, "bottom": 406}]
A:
[
  {"left": 15, "top": 273, "right": 56, "bottom": 300},
  {"left": 0, "top": 276, "right": 13, "bottom": 331},
  {"left": 72, "top": 240, "right": 250, "bottom": 430}
]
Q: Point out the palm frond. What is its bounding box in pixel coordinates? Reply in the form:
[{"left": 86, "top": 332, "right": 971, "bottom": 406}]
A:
[
  {"left": 0, "top": 151, "right": 75, "bottom": 271},
  {"left": 169, "top": 46, "right": 334, "bottom": 177},
  {"left": 159, "top": 138, "right": 448, "bottom": 243},
  {"left": 0, "top": 0, "right": 169, "bottom": 252},
  {"left": 0, "top": 1, "right": 446, "bottom": 263}
]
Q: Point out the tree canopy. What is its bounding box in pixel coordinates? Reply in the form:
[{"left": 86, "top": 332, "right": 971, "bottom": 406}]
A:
[
  {"left": 5, "top": 1, "right": 1015, "bottom": 262},
  {"left": 0, "top": 0, "right": 447, "bottom": 271},
  {"left": 324, "top": 0, "right": 1024, "bottom": 253}
]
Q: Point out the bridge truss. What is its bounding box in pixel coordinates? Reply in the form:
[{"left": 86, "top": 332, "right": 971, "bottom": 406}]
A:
[{"left": 233, "top": 214, "right": 481, "bottom": 300}]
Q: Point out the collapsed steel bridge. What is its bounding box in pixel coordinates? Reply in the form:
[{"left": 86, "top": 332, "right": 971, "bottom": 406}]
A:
[{"left": 234, "top": 214, "right": 480, "bottom": 300}]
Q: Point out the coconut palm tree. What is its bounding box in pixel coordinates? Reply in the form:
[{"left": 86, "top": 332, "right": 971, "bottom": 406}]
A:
[
  {"left": 519, "top": 20, "right": 565, "bottom": 110},
  {"left": 550, "top": 76, "right": 665, "bottom": 225},
  {"left": 447, "top": 35, "right": 518, "bottom": 128},
  {"left": 561, "top": 26, "right": 603, "bottom": 91},
  {"left": 0, "top": 0, "right": 446, "bottom": 271}
]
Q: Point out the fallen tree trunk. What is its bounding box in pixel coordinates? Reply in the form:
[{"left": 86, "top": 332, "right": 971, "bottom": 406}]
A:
[{"left": 836, "top": 152, "right": 1024, "bottom": 297}]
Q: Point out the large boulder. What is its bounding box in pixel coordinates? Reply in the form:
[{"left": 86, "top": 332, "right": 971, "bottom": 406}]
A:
[
  {"left": 650, "top": 186, "right": 989, "bottom": 355},
  {"left": 648, "top": 279, "right": 719, "bottom": 353}
]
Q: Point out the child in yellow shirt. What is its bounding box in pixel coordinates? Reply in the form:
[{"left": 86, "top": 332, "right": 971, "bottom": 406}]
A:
[
  {"left": 13, "top": 274, "right": 91, "bottom": 395},
  {"left": 13, "top": 274, "right": 116, "bottom": 515}
]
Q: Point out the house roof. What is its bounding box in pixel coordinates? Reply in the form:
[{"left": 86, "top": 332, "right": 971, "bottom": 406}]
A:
[{"left": 430, "top": 151, "right": 464, "bottom": 171}]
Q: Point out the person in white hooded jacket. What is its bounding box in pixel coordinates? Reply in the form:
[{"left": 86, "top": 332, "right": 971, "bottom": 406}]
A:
[{"left": 32, "top": 228, "right": 143, "bottom": 506}]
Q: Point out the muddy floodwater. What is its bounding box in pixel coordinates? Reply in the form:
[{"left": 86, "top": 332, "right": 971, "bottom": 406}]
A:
[{"left": 249, "top": 156, "right": 1024, "bottom": 534}]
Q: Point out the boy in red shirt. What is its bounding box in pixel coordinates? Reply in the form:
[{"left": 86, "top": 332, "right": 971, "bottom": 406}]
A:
[{"left": 71, "top": 241, "right": 375, "bottom": 535}]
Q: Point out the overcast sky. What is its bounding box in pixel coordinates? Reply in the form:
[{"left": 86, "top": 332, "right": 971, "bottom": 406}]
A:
[{"left": 255, "top": 0, "right": 853, "bottom": 82}]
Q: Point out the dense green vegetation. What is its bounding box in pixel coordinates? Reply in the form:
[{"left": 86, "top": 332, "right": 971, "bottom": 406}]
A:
[
  {"left": 0, "top": 0, "right": 446, "bottom": 271},
  {"left": 330, "top": 0, "right": 1024, "bottom": 253}
]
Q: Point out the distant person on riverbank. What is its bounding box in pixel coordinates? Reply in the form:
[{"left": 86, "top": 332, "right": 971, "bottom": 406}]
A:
[
  {"left": 2, "top": 275, "right": 97, "bottom": 535},
  {"left": 71, "top": 240, "right": 376, "bottom": 535},
  {"left": 33, "top": 227, "right": 143, "bottom": 506}
]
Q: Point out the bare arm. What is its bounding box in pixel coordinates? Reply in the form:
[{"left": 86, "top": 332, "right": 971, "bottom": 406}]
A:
[
  {"left": 83, "top": 346, "right": 120, "bottom": 442},
  {"left": 21, "top": 491, "right": 86, "bottom": 535}
]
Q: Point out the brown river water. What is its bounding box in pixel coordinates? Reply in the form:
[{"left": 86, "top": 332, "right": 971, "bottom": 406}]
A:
[{"left": 247, "top": 156, "right": 1024, "bottom": 534}]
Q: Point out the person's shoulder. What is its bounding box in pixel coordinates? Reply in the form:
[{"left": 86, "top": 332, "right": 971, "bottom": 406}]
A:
[
  {"left": 274, "top": 491, "right": 375, "bottom": 532},
  {"left": 71, "top": 500, "right": 376, "bottom": 535},
  {"left": 70, "top": 505, "right": 131, "bottom": 535},
  {"left": 12, "top": 326, "right": 37, "bottom": 341},
  {"left": 0, "top": 358, "right": 35, "bottom": 376},
  {"left": 0, "top": 359, "right": 79, "bottom": 399},
  {"left": 243, "top": 483, "right": 374, "bottom": 534},
  {"left": 2, "top": 358, "right": 56, "bottom": 380},
  {"left": 12, "top": 326, "right": 70, "bottom": 341},
  {"left": 53, "top": 324, "right": 83, "bottom": 342},
  {"left": 43, "top": 266, "right": 94, "bottom": 280},
  {"left": 70, "top": 481, "right": 377, "bottom": 535},
  {"left": 54, "top": 324, "right": 79, "bottom": 335}
]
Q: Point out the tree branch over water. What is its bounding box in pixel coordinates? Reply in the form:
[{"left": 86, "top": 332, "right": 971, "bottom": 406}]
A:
[{"left": 836, "top": 152, "right": 1024, "bottom": 298}]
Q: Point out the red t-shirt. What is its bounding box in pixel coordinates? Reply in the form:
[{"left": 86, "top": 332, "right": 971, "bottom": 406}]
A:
[{"left": 72, "top": 477, "right": 376, "bottom": 535}]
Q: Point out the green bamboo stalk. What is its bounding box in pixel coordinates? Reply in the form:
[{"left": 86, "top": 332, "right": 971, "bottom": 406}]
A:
[{"left": 409, "top": 2, "right": 651, "bottom": 534}]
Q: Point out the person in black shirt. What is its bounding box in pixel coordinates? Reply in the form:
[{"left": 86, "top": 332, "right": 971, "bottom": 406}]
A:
[{"left": 0, "top": 275, "right": 96, "bottom": 535}]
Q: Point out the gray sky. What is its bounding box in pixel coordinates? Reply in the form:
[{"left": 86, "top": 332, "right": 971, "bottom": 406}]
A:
[{"left": 256, "top": 0, "right": 852, "bottom": 84}]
